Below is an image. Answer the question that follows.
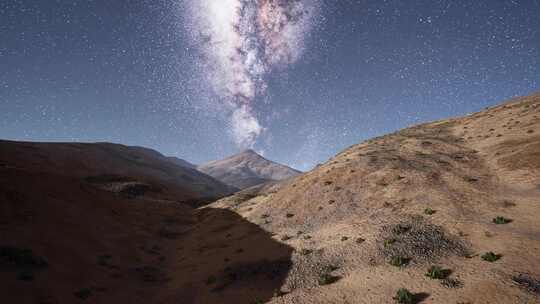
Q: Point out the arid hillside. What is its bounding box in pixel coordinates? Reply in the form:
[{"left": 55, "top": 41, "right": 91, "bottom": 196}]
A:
[{"left": 211, "top": 92, "right": 540, "bottom": 303}]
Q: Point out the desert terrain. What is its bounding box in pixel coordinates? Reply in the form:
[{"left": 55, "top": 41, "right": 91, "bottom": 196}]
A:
[{"left": 1, "top": 92, "right": 539, "bottom": 303}]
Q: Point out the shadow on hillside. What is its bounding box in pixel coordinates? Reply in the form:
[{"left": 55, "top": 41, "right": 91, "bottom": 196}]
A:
[{"left": 167, "top": 207, "right": 294, "bottom": 304}]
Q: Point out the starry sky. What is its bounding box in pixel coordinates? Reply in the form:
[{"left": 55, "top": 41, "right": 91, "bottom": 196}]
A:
[{"left": 1, "top": 0, "right": 539, "bottom": 171}]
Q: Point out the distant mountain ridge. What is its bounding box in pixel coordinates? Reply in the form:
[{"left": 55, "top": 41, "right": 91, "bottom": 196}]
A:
[
  {"left": 166, "top": 156, "right": 196, "bottom": 169},
  {"left": 197, "top": 149, "right": 301, "bottom": 189}
]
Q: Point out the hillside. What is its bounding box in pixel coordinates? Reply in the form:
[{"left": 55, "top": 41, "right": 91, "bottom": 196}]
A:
[
  {"left": 210, "top": 92, "right": 540, "bottom": 303},
  {"left": 166, "top": 156, "right": 197, "bottom": 169},
  {"left": 1, "top": 92, "right": 539, "bottom": 304},
  {"left": 198, "top": 149, "right": 301, "bottom": 189},
  {"left": 0, "top": 141, "right": 247, "bottom": 303}
]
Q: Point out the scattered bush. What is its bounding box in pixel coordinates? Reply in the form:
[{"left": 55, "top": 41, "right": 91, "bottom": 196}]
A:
[
  {"left": 392, "top": 224, "right": 411, "bottom": 235},
  {"left": 389, "top": 255, "right": 408, "bottom": 267},
  {"left": 394, "top": 288, "right": 414, "bottom": 304},
  {"left": 481, "top": 252, "right": 501, "bottom": 262},
  {"left": 425, "top": 266, "right": 448, "bottom": 279},
  {"left": 323, "top": 265, "right": 340, "bottom": 272},
  {"left": 206, "top": 275, "right": 216, "bottom": 285},
  {"left": 441, "top": 278, "right": 463, "bottom": 289},
  {"left": 341, "top": 236, "right": 349, "bottom": 241},
  {"left": 424, "top": 208, "right": 435, "bottom": 215},
  {"left": 492, "top": 216, "right": 512, "bottom": 224},
  {"left": 318, "top": 273, "right": 340, "bottom": 285},
  {"left": 356, "top": 237, "right": 366, "bottom": 244},
  {"left": 513, "top": 274, "right": 540, "bottom": 295},
  {"left": 384, "top": 239, "right": 396, "bottom": 248},
  {"left": 286, "top": 213, "right": 295, "bottom": 218}
]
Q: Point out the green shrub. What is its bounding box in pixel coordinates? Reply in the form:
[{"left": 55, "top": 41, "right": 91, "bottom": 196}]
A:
[
  {"left": 425, "top": 266, "right": 447, "bottom": 279},
  {"left": 318, "top": 273, "right": 340, "bottom": 285},
  {"left": 424, "top": 208, "right": 435, "bottom": 215},
  {"left": 394, "top": 288, "right": 414, "bottom": 304},
  {"left": 389, "top": 256, "right": 407, "bottom": 267},
  {"left": 384, "top": 238, "right": 396, "bottom": 248},
  {"left": 481, "top": 252, "right": 501, "bottom": 262},
  {"left": 492, "top": 216, "right": 511, "bottom": 224}
]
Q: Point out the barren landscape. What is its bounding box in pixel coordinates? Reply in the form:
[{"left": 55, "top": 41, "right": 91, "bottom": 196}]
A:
[{"left": 1, "top": 93, "right": 539, "bottom": 303}]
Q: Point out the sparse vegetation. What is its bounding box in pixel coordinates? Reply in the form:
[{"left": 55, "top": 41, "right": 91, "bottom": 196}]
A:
[
  {"left": 389, "top": 255, "right": 408, "bottom": 267},
  {"left": 323, "top": 265, "right": 340, "bottom": 272},
  {"left": 318, "top": 273, "right": 340, "bottom": 285},
  {"left": 384, "top": 238, "right": 396, "bottom": 248},
  {"left": 481, "top": 251, "right": 501, "bottom": 262},
  {"left": 379, "top": 217, "right": 467, "bottom": 264},
  {"left": 425, "top": 266, "right": 448, "bottom": 279},
  {"left": 424, "top": 208, "right": 435, "bottom": 215},
  {"left": 441, "top": 278, "right": 463, "bottom": 289},
  {"left": 394, "top": 288, "right": 414, "bottom": 304},
  {"left": 492, "top": 216, "right": 512, "bottom": 224},
  {"left": 513, "top": 274, "right": 540, "bottom": 295},
  {"left": 392, "top": 224, "right": 410, "bottom": 235}
]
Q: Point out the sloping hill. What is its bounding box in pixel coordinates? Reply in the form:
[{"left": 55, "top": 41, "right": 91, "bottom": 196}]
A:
[
  {"left": 198, "top": 149, "right": 301, "bottom": 189},
  {"left": 0, "top": 141, "right": 286, "bottom": 304},
  {"left": 0, "top": 141, "right": 235, "bottom": 205},
  {"left": 210, "top": 92, "right": 540, "bottom": 303}
]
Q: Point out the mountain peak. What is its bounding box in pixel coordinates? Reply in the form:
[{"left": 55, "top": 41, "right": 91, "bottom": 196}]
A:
[
  {"left": 239, "top": 149, "right": 258, "bottom": 155},
  {"left": 198, "top": 150, "right": 301, "bottom": 189}
]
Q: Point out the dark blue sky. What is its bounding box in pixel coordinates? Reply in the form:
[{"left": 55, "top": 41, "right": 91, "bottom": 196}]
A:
[{"left": 1, "top": 0, "right": 539, "bottom": 170}]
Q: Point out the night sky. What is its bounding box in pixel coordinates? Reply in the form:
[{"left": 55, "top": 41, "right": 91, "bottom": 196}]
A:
[{"left": 1, "top": 1, "right": 539, "bottom": 170}]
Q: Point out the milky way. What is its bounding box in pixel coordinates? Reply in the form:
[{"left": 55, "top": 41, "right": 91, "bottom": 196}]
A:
[{"left": 186, "top": 0, "right": 320, "bottom": 148}]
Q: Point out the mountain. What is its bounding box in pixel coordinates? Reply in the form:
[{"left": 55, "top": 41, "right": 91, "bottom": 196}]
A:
[
  {"left": 197, "top": 149, "right": 302, "bottom": 189},
  {"left": 210, "top": 92, "right": 540, "bottom": 303}
]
